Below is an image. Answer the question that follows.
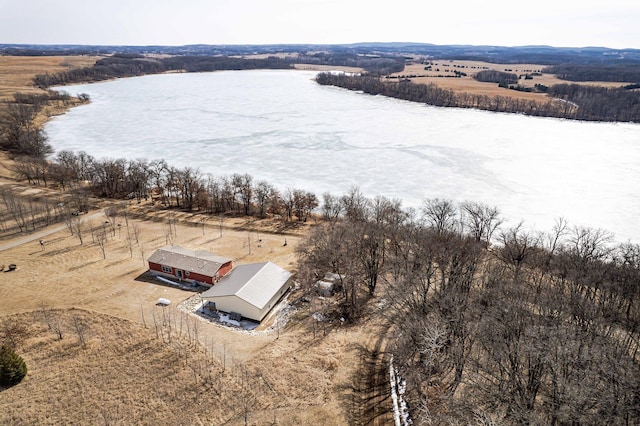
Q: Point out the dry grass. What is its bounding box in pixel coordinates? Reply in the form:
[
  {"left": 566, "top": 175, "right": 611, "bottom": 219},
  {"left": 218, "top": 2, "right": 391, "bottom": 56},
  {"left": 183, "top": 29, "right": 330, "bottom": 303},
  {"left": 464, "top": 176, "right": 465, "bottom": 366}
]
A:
[
  {"left": 0, "top": 309, "right": 363, "bottom": 425},
  {"left": 390, "top": 59, "right": 629, "bottom": 102},
  {"left": 0, "top": 55, "right": 100, "bottom": 128},
  {"left": 0, "top": 201, "right": 370, "bottom": 424},
  {"left": 0, "top": 170, "right": 376, "bottom": 424},
  {"left": 294, "top": 63, "right": 363, "bottom": 73},
  {"left": 0, "top": 56, "right": 99, "bottom": 101}
]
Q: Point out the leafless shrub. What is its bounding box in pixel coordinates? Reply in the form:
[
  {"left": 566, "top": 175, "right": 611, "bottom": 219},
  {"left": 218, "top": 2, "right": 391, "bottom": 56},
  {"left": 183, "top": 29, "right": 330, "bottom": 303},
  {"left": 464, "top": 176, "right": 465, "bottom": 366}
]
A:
[{"left": 71, "top": 313, "right": 90, "bottom": 348}]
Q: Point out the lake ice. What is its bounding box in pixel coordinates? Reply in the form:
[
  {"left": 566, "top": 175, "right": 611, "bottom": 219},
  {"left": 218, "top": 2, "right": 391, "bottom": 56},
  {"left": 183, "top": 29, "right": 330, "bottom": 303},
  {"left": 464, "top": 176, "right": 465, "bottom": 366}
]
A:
[{"left": 46, "top": 70, "right": 640, "bottom": 243}]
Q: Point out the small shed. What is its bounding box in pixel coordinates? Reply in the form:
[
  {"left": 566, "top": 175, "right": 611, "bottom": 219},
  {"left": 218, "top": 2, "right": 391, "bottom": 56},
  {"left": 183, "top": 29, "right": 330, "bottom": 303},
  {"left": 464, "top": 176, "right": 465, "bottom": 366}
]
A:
[
  {"left": 315, "top": 272, "right": 343, "bottom": 296},
  {"left": 201, "top": 262, "right": 292, "bottom": 322},
  {"left": 147, "top": 245, "right": 232, "bottom": 286}
]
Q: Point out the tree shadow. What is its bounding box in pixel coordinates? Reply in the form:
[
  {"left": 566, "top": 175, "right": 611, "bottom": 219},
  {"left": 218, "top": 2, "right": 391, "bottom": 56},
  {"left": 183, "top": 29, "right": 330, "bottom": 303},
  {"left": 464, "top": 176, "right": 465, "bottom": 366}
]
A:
[
  {"left": 133, "top": 270, "right": 203, "bottom": 292},
  {"left": 336, "top": 341, "right": 393, "bottom": 425}
]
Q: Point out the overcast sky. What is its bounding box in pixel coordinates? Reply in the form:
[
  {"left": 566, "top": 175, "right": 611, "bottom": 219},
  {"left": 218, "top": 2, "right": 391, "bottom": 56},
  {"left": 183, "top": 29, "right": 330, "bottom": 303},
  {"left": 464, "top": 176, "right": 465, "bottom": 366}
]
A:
[{"left": 1, "top": 0, "right": 638, "bottom": 49}]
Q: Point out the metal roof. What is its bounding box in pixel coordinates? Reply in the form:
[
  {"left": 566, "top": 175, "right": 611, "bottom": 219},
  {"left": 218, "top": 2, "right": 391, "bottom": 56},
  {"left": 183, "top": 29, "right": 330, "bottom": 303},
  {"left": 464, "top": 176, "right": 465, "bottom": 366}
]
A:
[
  {"left": 201, "top": 262, "right": 292, "bottom": 309},
  {"left": 147, "top": 245, "right": 232, "bottom": 277}
]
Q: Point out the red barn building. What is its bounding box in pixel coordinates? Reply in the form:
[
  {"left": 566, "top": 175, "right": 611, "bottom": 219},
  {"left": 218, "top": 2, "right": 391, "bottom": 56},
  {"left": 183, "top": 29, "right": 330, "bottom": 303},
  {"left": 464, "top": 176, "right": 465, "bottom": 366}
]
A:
[{"left": 147, "top": 245, "right": 233, "bottom": 286}]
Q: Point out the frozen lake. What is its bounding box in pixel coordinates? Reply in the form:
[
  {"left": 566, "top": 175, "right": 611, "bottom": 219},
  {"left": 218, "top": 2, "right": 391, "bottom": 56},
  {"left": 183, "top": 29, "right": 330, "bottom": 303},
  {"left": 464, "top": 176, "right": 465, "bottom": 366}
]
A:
[{"left": 46, "top": 70, "right": 640, "bottom": 243}]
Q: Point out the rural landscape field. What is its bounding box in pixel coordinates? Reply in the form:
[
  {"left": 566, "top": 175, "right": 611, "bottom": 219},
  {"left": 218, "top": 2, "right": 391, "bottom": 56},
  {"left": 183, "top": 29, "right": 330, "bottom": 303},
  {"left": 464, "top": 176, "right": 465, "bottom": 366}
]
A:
[{"left": 1, "top": 43, "right": 640, "bottom": 425}]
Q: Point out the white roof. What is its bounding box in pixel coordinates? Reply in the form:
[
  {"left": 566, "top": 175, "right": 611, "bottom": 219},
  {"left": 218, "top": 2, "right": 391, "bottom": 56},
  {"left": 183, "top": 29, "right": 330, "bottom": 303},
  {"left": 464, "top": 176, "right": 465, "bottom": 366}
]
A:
[{"left": 201, "top": 262, "right": 292, "bottom": 309}]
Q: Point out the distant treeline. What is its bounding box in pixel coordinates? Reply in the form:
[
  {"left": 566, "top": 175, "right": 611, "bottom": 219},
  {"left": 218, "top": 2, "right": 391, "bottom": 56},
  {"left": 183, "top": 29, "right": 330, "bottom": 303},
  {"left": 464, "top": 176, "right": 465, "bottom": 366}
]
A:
[
  {"left": 32, "top": 52, "right": 405, "bottom": 89},
  {"left": 316, "top": 72, "right": 640, "bottom": 122},
  {"left": 7, "top": 149, "right": 321, "bottom": 226},
  {"left": 296, "top": 52, "right": 405, "bottom": 75},
  {"left": 7, "top": 43, "right": 640, "bottom": 65},
  {"left": 544, "top": 63, "right": 640, "bottom": 83},
  {"left": 33, "top": 55, "right": 294, "bottom": 88},
  {"left": 316, "top": 72, "right": 577, "bottom": 119},
  {"left": 547, "top": 84, "right": 640, "bottom": 121},
  {"left": 474, "top": 70, "right": 519, "bottom": 85},
  {"left": 0, "top": 92, "right": 89, "bottom": 158}
]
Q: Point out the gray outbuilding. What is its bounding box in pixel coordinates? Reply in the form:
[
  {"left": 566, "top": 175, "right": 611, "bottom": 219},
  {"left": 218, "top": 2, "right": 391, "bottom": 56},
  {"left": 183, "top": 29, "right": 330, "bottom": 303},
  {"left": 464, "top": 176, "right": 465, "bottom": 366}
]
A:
[{"left": 201, "top": 262, "right": 292, "bottom": 322}]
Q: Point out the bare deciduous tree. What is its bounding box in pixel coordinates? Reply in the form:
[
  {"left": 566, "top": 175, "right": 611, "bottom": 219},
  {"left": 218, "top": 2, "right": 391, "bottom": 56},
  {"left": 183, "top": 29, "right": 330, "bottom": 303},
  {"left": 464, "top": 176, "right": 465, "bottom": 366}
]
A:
[
  {"left": 460, "top": 201, "right": 503, "bottom": 244},
  {"left": 94, "top": 228, "right": 108, "bottom": 259},
  {"left": 422, "top": 198, "right": 459, "bottom": 234},
  {"left": 71, "top": 313, "right": 89, "bottom": 348}
]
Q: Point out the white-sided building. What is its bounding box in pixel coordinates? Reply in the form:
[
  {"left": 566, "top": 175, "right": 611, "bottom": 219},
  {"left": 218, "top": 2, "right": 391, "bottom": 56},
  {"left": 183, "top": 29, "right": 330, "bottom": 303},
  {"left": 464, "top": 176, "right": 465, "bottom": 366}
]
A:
[{"left": 201, "top": 262, "right": 293, "bottom": 322}]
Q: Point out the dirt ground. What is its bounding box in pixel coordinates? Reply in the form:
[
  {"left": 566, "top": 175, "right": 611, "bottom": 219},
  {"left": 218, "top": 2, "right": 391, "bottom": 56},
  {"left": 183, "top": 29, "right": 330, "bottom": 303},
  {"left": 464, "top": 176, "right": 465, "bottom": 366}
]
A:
[{"left": 0, "top": 201, "right": 366, "bottom": 424}]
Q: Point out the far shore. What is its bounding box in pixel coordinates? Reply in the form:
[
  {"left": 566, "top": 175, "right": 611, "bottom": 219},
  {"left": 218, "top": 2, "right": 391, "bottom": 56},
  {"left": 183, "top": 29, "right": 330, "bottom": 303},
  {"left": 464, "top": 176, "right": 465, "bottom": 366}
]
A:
[{"left": 2, "top": 54, "right": 630, "bottom": 133}]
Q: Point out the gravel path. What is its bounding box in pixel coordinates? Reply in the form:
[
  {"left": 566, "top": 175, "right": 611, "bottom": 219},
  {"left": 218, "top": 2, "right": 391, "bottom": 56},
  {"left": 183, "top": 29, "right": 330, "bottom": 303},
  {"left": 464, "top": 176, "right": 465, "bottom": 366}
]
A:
[{"left": 0, "top": 210, "right": 105, "bottom": 252}]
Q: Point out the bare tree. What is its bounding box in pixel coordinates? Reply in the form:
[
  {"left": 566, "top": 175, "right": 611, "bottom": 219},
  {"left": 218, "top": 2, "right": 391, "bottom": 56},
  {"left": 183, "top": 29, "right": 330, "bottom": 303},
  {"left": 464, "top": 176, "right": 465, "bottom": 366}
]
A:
[
  {"left": 71, "top": 313, "right": 89, "bottom": 348},
  {"left": 341, "top": 186, "right": 368, "bottom": 222},
  {"left": 105, "top": 205, "right": 120, "bottom": 236},
  {"left": 460, "top": 201, "right": 503, "bottom": 244},
  {"left": 281, "top": 188, "right": 295, "bottom": 222},
  {"left": 232, "top": 173, "right": 253, "bottom": 216},
  {"left": 50, "top": 311, "right": 64, "bottom": 340},
  {"left": 0, "top": 102, "right": 52, "bottom": 157},
  {"left": 1, "top": 188, "right": 28, "bottom": 232},
  {"left": 321, "top": 192, "right": 343, "bottom": 223},
  {"left": 253, "top": 180, "right": 274, "bottom": 217},
  {"left": 94, "top": 228, "right": 108, "bottom": 259},
  {"left": 72, "top": 216, "right": 85, "bottom": 245},
  {"left": 421, "top": 198, "right": 459, "bottom": 234},
  {"left": 495, "top": 223, "right": 541, "bottom": 282},
  {"left": 131, "top": 222, "right": 141, "bottom": 244}
]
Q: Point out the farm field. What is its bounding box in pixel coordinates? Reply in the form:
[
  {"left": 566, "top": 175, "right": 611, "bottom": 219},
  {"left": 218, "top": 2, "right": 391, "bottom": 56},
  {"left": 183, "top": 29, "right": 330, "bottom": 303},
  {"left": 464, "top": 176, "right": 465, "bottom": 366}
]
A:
[
  {"left": 389, "top": 59, "right": 629, "bottom": 101},
  {"left": 0, "top": 55, "right": 99, "bottom": 100}
]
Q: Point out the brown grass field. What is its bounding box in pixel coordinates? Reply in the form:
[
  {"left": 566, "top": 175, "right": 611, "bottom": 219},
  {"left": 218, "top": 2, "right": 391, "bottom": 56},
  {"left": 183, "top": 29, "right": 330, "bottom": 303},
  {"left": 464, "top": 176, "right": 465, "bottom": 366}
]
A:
[
  {"left": 390, "top": 59, "right": 629, "bottom": 102},
  {"left": 0, "top": 56, "right": 99, "bottom": 101},
  {"left": 0, "top": 163, "right": 381, "bottom": 424}
]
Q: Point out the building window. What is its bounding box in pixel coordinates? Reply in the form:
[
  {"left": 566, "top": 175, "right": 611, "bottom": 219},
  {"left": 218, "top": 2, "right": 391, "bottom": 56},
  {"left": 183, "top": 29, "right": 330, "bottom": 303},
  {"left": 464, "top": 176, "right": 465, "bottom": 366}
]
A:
[
  {"left": 161, "top": 265, "right": 172, "bottom": 274},
  {"left": 185, "top": 271, "right": 190, "bottom": 277}
]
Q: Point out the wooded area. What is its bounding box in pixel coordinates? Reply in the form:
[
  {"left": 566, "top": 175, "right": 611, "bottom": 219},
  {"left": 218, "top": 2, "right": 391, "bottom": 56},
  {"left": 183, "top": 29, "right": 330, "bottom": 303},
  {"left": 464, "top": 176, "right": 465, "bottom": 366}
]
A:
[
  {"left": 316, "top": 72, "right": 579, "bottom": 119},
  {"left": 32, "top": 55, "right": 294, "bottom": 88},
  {"left": 544, "top": 63, "right": 640, "bottom": 83},
  {"left": 316, "top": 72, "right": 640, "bottom": 122},
  {"left": 30, "top": 52, "right": 404, "bottom": 89},
  {"left": 297, "top": 194, "right": 640, "bottom": 424}
]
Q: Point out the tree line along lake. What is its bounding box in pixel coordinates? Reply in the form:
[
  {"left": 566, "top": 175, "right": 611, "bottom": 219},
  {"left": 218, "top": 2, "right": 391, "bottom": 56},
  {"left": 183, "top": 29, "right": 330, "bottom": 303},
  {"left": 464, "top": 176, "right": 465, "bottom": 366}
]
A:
[{"left": 45, "top": 69, "right": 640, "bottom": 243}]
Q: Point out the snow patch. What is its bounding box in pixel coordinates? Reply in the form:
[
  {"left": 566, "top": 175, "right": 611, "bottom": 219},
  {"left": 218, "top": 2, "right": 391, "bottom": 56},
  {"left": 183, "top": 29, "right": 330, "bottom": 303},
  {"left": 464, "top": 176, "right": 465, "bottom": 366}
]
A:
[{"left": 389, "top": 356, "right": 413, "bottom": 426}]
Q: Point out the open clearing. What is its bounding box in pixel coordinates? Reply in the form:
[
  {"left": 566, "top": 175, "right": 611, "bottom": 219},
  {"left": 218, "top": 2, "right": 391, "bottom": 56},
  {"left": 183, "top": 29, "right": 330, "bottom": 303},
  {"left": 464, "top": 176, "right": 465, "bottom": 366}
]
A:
[{"left": 0, "top": 182, "right": 388, "bottom": 424}]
